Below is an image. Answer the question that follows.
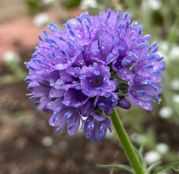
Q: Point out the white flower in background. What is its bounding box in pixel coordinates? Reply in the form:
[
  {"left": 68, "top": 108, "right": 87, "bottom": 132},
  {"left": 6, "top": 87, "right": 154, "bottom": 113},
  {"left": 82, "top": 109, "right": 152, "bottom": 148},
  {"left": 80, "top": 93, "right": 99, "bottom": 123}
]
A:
[
  {"left": 106, "top": 131, "right": 114, "bottom": 139},
  {"left": 3, "top": 50, "right": 21, "bottom": 64},
  {"left": 158, "top": 43, "right": 179, "bottom": 63},
  {"left": 33, "top": 13, "right": 50, "bottom": 27},
  {"left": 144, "top": 151, "right": 161, "bottom": 164},
  {"left": 130, "top": 133, "right": 146, "bottom": 144},
  {"left": 42, "top": 0, "right": 56, "bottom": 5},
  {"left": 173, "top": 95, "right": 179, "bottom": 103},
  {"left": 160, "top": 41, "right": 169, "bottom": 52},
  {"left": 171, "top": 79, "right": 179, "bottom": 90},
  {"left": 80, "top": 0, "right": 98, "bottom": 10},
  {"left": 158, "top": 41, "right": 170, "bottom": 64},
  {"left": 148, "top": 0, "right": 161, "bottom": 10},
  {"left": 158, "top": 41, "right": 169, "bottom": 64},
  {"left": 156, "top": 143, "right": 169, "bottom": 154},
  {"left": 170, "top": 45, "right": 179, "bottom": 61},
  {"left": 41, "top": 136, "right": 53, "bottom": 146},
  {"left": 159, "top": 106, "right": 173, "bottom": 119},
  {"left": 142, "top": 0, "right": 161, "bottom": 11}
]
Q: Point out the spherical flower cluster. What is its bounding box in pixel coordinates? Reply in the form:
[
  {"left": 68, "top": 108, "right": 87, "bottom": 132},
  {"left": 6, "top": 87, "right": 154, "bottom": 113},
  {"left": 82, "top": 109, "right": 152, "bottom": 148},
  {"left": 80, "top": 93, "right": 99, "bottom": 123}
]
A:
[{"left": 26, "top": 9, "right": 165, "bottom": 141}]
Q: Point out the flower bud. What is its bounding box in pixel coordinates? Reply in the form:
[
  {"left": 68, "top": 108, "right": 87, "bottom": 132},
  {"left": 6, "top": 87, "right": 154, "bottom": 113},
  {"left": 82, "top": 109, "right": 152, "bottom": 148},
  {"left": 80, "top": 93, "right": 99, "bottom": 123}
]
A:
[{"left": 118, "top": 97, "right": 131, "bottom": 109}]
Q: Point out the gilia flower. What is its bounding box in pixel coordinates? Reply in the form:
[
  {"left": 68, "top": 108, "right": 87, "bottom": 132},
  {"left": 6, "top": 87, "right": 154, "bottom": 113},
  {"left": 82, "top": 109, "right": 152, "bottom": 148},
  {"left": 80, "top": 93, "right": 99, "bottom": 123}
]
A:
[{"left": 26, "top": 9, "right": 165, "bottom": 141}]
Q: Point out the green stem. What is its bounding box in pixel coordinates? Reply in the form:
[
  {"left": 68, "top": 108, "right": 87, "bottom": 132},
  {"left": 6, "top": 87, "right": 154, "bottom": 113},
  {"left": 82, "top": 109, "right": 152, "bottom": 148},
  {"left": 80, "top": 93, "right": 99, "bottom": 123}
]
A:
[{"left": 111, "top": 108, "right": 146, "bottom": 174}]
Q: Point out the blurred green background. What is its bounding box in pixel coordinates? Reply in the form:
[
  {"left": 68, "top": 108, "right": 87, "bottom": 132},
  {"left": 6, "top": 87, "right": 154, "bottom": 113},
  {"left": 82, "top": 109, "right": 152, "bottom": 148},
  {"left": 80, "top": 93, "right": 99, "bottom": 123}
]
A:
[{"left": 0, "top": 0, "right": 179, "bottom": 174}]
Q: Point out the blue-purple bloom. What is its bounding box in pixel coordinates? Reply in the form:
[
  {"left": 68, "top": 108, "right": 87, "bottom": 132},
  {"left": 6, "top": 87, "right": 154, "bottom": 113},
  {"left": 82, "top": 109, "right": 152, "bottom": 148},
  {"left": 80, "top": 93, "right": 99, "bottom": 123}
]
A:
[{"left": 26, "top": 9, "right": 165, "bottom": 141}]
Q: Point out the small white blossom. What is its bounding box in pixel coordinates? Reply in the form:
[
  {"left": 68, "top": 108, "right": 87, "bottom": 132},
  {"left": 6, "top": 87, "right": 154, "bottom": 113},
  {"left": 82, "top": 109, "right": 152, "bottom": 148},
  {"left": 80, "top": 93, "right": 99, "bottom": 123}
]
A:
[
  {"left": 106, "top": 131, "right": 114, "bottom": 139},
  {"left": 3, "top": 50, "right": 21, "bottom": 64},
  {"left": 142, "top": 0, "right": 161, "bottom": 11},
  {"left": 80, "top": 0, "right": 98, "bottom": 10},
  {"left": 33, "top": 13, "right": 50, "bottom": 27},
  {"left": 42, "top": 0, "right": 55, "bottom": 5},
  {"left": 170, "top": 46, "right": 179, "bottom": 61},
  {"left": 160, "top": 41, "right": 169, "bottom": 52},
  {"left": 144, "top": 151, "right": 161, "bottom": 164},
  {"left": 41, "top": 136, "right": 53, "bottom": 146},
  {"left": 171, "top": 79, "right": 179, "bottom": 90},
  {"left": 159, "top": 106, "right": 173, "bottom": 119},
  {"left": 173, "top": 95, "right": 179, "bottom": 103},
  {"left": 158, "top": 41, "right": 169, "bottom": 64},
  {"left": 130, "top": 133, "right": 146, "bottom": 144},
  {"left": 156, "top": 143, "right": 169, "bottom": 154}
]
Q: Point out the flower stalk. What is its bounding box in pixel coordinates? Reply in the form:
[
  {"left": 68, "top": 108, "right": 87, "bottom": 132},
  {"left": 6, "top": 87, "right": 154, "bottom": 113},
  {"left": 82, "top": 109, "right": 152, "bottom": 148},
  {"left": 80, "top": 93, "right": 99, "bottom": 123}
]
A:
[{"left": 111, "top": 108, "right": 146, "bottom": 174}]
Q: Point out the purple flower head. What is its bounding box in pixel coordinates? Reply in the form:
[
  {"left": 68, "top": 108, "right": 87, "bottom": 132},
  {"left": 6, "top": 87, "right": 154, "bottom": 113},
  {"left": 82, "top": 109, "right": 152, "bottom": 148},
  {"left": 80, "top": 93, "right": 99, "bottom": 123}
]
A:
[{"left": 26, "top": 9, "right": 165, "bottom": 141}]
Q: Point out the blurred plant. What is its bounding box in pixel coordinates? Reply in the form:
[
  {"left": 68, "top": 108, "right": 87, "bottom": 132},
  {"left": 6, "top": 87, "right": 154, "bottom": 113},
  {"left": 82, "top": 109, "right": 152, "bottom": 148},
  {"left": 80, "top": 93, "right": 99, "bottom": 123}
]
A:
[
  {"left": 26, "top": 0, "right": 56, "bottom": 13},
  {"left": 62, "top": 0, "right": 81, "bottom": 9},
  {"left": 0, "top": 51, "right": 26, "bottom": 85},
  {"left": 26, "top": 0, "right": 44, "bottom": 13}
]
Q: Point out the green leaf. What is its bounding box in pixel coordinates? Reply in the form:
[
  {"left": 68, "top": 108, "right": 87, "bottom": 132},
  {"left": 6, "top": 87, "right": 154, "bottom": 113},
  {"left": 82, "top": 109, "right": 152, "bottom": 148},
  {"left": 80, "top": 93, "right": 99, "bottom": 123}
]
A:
[
  {"left": 26, "top": 0, "right": 43, "bottom": 13},
  {"left": 137, "top": 144, "right": 145, "bottom": 163},
  {"left": 147, "top": 161, "right": 161, "bottom": 173},
  {"left": 133, "top": 144, "right": 146, "bottom": 167},
  {"left": 173, "top": 167, "right": 179, "bottom": 172},
  {"left": 63, "top": 0, "right": 81, "bottom": 9},
  {"left": 97, "top": 164, "right": 134, "bottom": 173},
  {"left": 154, "top": 162, "right": 179, "bottom": 173}
]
